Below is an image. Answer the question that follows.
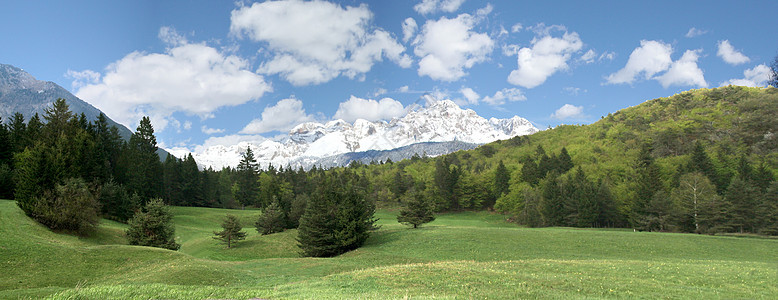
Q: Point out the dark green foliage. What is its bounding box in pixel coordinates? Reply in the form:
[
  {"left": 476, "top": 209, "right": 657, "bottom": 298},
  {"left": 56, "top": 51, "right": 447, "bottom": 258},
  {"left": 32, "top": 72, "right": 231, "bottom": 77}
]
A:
[
  {"left": 520, "top": 159, "right": 540, "bottom": 186},
  {"left": 631, "top": 143, "right": 663, "bottom": 229},
  {"left": 642, "top": 190, "right": 676, "bottom": 232},
  {"left": 98, "top": 180, "right": 136, "bottom": 223},
  {"left": 288, "top": 194, "right": 308, "bottom": 228},
  {"left": 213, "top": 214, "right": 247, "bottom": 248},
  {"left": 493, "top": 160, "right": 510, "bottom": 198},
  {"left": 433, "top": 157, "right": 460, "bottom": 210},
  {"left": 397, "top": 191, "right": 435, "bottom": 228},
  {"left": 14, "top": 143, "right": 57, "bottom": 214},
  {"left": 126, "top": 198, "right": 180, "bottom": 250},
  {"left": 255, "top": 201, "right": 285, "bottom": 235},
  {"left": 297, "top": 171, "right": 377, "bottom": 257},
  {"left": 540, "top": 172, "right": 563, "bottom": 226},
  {"left": 672, "top": 172, "right": 721, "bottom": 233},
  {"left": 121, "top": 117, "right": 163, "bottom": 202},
  {"left": 235, "top": 147, "right": 260, "bottom": 207},
  {"left": 757, "top": 181, "right": 778, "bottom": 235},
  {"left": 725, "top": 177, "right": 757, "bottom": 233},
  {"left": 30, "top": 178, "right": 100, "bottom": 236}
]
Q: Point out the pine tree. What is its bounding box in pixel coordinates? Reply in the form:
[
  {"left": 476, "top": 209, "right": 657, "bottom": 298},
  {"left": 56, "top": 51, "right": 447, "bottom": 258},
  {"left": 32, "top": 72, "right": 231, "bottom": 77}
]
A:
[
  {"left": 540, "top": 172, "right": 564, "bottom": 226},
  {"left": 756, "top": 181, "right": 778, "bottom": 235},
  {"left": 126, "top": 198, "right": 180, "bottom": 250},
  {"left": 235, "top": 146, "right": 259, "bottom": 207},
  {"left": 397, "top": 191, "right": 435, "bottom": 228},
  {"left": 124, "top": 117, "right": 163, "bottom": 202},
  {"left": 631, "top": 143, "right": 663, "bottom": 229},
  {"left": 493, "top": 160, "right": 510, "bottom": 198},
  {"left": 255, "top": 201, "right": 285, "bottom": 235},
  {"left": 725, "top": 177, "right": 757, "bottom": 233},
  {"left": 213, "top": 214, "right": 247, "bottom": 248},
  {"left": 557, "top": 147, "right": 574, "bottom": 174}
]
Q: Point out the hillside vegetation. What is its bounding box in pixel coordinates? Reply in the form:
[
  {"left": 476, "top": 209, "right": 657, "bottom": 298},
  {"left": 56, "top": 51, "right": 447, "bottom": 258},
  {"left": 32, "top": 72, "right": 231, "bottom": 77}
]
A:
[{"left": 1, "top": 200, "right": 776, "bottom": 299}]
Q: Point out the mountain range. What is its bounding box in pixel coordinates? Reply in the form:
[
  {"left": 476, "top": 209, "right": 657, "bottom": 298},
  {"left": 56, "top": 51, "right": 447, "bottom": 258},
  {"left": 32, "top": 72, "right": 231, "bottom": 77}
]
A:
[
  {"left": 175, "top": 96, "right": 538, "bottom": 170},
  {"left": 1, "top": 63, "right": 538, "bottom": 169},
  {"left": 0, "top": 64, "right": 170, "bottom": 158}
]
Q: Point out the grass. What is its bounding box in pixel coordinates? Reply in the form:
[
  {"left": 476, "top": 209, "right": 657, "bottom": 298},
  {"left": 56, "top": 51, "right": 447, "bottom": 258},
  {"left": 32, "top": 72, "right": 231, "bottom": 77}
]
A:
[{"left": 1, "top": 199, "right": 776, "bottom": 299}]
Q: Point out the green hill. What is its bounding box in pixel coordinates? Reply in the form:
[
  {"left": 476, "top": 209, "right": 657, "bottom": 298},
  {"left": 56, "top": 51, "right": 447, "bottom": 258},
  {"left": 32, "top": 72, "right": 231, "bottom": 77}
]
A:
[{"left": 1, "top": 199, "right": 776, "bottom": 299}]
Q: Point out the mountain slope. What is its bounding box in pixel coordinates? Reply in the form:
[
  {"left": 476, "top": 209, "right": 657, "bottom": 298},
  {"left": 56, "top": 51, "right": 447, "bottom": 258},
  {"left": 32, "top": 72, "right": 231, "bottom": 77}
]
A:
[
  {"left": 184, "top": 97, "right": 538, "bottom": 169},
  {"left": 0, "top": 64, "right": 169, "bottom": 158}
]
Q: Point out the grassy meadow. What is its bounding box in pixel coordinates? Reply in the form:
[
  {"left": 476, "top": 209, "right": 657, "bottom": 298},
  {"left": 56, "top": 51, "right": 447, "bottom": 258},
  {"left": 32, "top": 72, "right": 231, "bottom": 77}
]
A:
[{"left": 0, "top": 199, "right": 776, "bottom": 299}]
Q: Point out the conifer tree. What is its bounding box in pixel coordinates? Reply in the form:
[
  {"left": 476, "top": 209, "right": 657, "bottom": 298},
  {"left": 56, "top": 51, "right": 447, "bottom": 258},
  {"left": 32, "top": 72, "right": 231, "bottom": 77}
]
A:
[
  {"left": 632, "top": 143, "right": 663, "bottom": 229},
  {"left": 493, "top": 160, "right": 510, "bottom": 198},
  {"left": 213, "top": 214, "right": 247, "bottom": 248},
  {"left": 540, "top": 171, "right": 564, "bottom": 226},
  {"left": 725, "top": 177, "right": 757, "bottom": 233},
  {"left": 235, "top": 146, "right": 260, "bottom": 207},
  {"left": 123, "top": 117, "right": 163, "bottom": 202},
  {"left": 397, "top": 191, "right": 435, "bottom": 228},
  {"left": 557, "top": 147, "right": 574, "bottom": 174},
  {"left": 255, "top": 200, "right": 285, "bottom": 235},
  {"left": 126, "top": 198, "right": 180, "bottom": 250}
]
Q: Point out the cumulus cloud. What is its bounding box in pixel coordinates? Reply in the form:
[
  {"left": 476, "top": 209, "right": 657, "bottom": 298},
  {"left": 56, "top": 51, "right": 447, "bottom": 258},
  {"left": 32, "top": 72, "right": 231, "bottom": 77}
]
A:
[
  {"left": 721, "top": 64, "right": 771, "bottom": 87},
  {"left": 65, "top": 69, "right": 100, "bottom": 90},
  {"left": 414, "top": 0, "right": 466, "bottom": 15},
  {"left": 73, "top": 27, "right": 270, "bottom": 131},
  {"left": 605, "top": 40, "right": 673, "bottom": 85},
  {"left": 230, "top": 0, "right": 411, "bottom": 86},
  {"left": 656, "top": 49, "right": 707, "bottom": 88},
  {"left": 201, "top": 126, "right": 225, "bottom": 135},
  {"left": 717, "top": 40, "right": 750, "bottom": 65},
  {"left": 402, "top": 18, "right": 418, "bottom": 43},
  {"left": 459, "top": 87, "right": 480, "bottom": 105},
  {"left": 685, "top": 27, "right": 707, "bottom": 38},
  {"left": 398, "top": 85, "right": 410, "bottom": 93},
  {"left": 241, "top": 98, "right": 317, "bottom": 134},
  {"left": 551, "top": 104, "right": 584, "bottom": 120},
  {"left": 333, "top": 96, "right": 406, "bottom": 123},
  {"left": 599, "top": 51, "right": 616, "bottom": 61},
  {"left": 511, "top": 23, "right": 523, "bottom": 33},
  {"left": 482, "top": 88, "right": 526, "bottom": 106},
  {"left": 507, "top": 27, "right": 583, "bottom": 89},
  {"left": 413, "top": 9, "right": 494, "bottom": 81}
]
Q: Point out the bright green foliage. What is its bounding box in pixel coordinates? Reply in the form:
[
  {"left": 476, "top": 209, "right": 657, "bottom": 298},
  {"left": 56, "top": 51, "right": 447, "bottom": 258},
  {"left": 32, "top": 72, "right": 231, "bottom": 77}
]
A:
[
  {"left": 213, "top": 214, "right": 247, "bottom": 248},
  {"left": 126, "top": 198, "right": 180, "bottom": 250},
  {"left": 672, "top": 172, "right": 722, "bottom": 233},
  {"left": 397, "top": 191, "right": 435, "bottom": 228},
  {"left": 255, "top": 201, "right": 285, "bottom": 235}
]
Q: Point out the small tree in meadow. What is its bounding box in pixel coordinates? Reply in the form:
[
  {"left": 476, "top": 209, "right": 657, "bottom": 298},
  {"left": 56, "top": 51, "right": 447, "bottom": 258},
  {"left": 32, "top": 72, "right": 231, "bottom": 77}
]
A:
[
  {"left": 214, "top": 214, "right": 247, "bottom": 248},
  {"left": 397, "top": 191, "right": 435, "bottom": 229},
  {"left": 255, "top": 201, "right": 285, "bottom": 235},
  {"left": 126, "top": 198, "right": 180, "bottom": 250}
]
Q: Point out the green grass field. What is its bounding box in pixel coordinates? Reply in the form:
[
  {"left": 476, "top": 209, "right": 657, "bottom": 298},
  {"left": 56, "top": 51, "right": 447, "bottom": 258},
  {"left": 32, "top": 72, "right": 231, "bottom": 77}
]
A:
[{"left": 1, "top": 199, "right": 776, "bottom": 299}]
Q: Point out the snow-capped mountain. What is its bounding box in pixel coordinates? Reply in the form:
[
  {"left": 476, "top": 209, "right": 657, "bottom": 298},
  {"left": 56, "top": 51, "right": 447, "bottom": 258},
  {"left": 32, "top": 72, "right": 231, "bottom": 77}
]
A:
[{"left": 177, "top": 96, "right": 538, "bottom": 170}]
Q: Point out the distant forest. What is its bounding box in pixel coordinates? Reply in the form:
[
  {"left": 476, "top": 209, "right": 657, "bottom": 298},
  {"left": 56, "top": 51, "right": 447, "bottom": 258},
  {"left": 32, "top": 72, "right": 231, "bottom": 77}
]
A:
[{"left": 1, "top": 86, "right": 777, "bottom": 239}]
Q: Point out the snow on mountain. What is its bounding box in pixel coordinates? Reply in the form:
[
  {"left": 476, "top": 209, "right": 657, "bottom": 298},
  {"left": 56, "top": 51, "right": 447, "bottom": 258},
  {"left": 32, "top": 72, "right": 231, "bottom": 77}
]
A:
[{"left": 181, "top": 97, "right": 538, "bottom": 170}]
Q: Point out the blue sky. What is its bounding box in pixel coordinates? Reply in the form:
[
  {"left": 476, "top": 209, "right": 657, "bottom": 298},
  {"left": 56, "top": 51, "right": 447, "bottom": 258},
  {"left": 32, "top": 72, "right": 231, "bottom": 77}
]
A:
[{"left": 2, "top": 0, "right": 777, "bottom": 151}]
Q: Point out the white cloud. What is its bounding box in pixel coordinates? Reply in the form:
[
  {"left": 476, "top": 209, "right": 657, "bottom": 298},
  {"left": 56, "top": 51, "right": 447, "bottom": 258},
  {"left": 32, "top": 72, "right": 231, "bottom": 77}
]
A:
[
  {"left": 413, "top": 10, "right": 494, "bottom": 81},
  {"left": 685, "top": 27, "right": 707, "bottom": 38},
  {"left": 65, "top": 69, "right": 100, "bottom": 90},
  {"left": 599, "top": 51, "right": 615, "bottom": 61},
  {"left": 398, "top": 85, "right": 410, "bottom": 93},
  {"left": 511, "top": 23, "right": 523, "bottom": 33},
  {"left": 230, "top": 0, "right": 411, "bottom": 86},
  {"left": 183, "top": 121, "right": 192, "bottom": 130},
  {"left": 158, "top": 26, "right": 188, "bottom": 46},
  {"left": 717, "top": 40, "right": 750, "bottom": 65},
  {"left": 372, "top": 87, "right": 388, "bottom": 98},
  {"left": 402, "top": 18, "right": 418, "bottom": 43},
  {"left": 579, "top": 49, "right": 596, "bottom": 64},
  {"left": 482, "top": 88, "right": 526, "bottom": 106},
  {"left": 721, "top": 64, "right": 771, "bottom": 87},
  {"left": 656, "top": 49, "right": 707, "bottom": 88},
  {"left": 414, "top": 0, "right": 466, "bottom": 15},
  {"left": 507, "top": 28, "right": 583, "bottom": 89},
  {"left": 197, "top": 134, "right": 268, "bottom": 151},
  {"left": 201, "top": 126, "right": 225, "bottom": 135},
  {"left": 73, "top": 27, "right": 271, "bottom": 132},
  {"left": 333, "top": 96, "right": 406, "bottom": 123},
  {"left": 551, "top": 104, "right": 584, "bottom": 120},
  {"left": 562, "top": 86, "right": 585, "bottom": 96},
  {"left": 605, "top": 40, "right": 673, "bottom": 85},
  {"left": 241, "top": 98, "right": 316, "bottom": 134},
  {"left": 459, "top": 87, "right": 480, "bottom": 105}
]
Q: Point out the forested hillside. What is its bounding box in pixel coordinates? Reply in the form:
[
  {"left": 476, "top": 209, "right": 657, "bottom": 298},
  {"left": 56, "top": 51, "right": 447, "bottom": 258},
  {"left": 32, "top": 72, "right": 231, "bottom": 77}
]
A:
[{"left": 2, "top": 86, "right": 776, "bottom": 239}]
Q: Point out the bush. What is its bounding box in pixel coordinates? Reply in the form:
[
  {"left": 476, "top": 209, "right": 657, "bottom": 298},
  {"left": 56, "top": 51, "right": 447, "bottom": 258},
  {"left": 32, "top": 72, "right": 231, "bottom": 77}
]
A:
[
  {"left": 32, "top": 178, "right": 100, "bottom": 236},
  {"left": 98, "top": 180, "right": 137, "bottom": 223},
  {"left": 126, "top": 198, "right": 180, "bottom": 250}
]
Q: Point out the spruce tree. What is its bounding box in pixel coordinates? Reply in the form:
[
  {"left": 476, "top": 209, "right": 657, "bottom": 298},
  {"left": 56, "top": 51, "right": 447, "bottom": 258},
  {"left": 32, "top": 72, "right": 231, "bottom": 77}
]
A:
[
  {"left": 126, "top": 198, "right": 180, "bottom": 250},
  {"left": 632, "top": 143, "right": 663, "bottom": 229},
  {"left": 124, "top": 117, "right": 163, "bottom": 202},
  {"left": 255, "top": 201, "right": 285, "bottom": 235},
  {"left": 493, "top": 160, "right": 510, "bottom": 198},
  {"left": 213, "top": 214, "right": 247, "bottom": 248},
  {"left": 235, "top": 146, "right": 260, "bottom": 207},
  {"left": 397, "top": 191, "right": 435, "bottom": 228}
]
